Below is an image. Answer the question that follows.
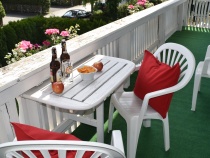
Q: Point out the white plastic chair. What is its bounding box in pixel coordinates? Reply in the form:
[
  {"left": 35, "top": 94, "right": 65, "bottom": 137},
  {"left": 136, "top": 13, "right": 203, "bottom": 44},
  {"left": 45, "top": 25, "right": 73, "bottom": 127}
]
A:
[
  {"left": 0, "top": 130, "right": 125, "bottom": 158},
  {"left": 108, "top": 43, "right": 195, "bottom": 158},
  {"left": 191, "top": 45, "right": 210, "bottom": 111}
]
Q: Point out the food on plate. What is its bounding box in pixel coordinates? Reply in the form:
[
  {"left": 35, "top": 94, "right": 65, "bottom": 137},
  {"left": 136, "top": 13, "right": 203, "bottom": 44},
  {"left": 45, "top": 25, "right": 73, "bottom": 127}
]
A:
[
  {"left": 77, "top": 65, "right": 96, "bottom": 73},
  {"left": 93, "top": 61, "right": 103, "bottom": 71},
  {"left": 52, "top": 82, "right": 64, "bottom": 94}
]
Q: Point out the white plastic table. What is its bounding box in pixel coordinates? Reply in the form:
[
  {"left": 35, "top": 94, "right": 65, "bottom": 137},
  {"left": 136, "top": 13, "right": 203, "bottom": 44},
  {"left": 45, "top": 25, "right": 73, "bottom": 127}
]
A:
[{"left": 20, "top": 55, "right": 135, "bottom": 142}]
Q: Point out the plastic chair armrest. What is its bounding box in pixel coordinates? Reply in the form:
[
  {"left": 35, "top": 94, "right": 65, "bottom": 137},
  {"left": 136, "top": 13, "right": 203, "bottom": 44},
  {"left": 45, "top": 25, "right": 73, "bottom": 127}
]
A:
[
  {"left": 111, "top": 130, "right": 125, "bottom": 154},
  {"left": 140, "top": 84, "right": 182, "bottom": 112},
  {"left": 135, "top": 64, "right": 141, "bottom": 71},
  {"left": 144, "top": 85, "right": 178, "bottom": 102}
]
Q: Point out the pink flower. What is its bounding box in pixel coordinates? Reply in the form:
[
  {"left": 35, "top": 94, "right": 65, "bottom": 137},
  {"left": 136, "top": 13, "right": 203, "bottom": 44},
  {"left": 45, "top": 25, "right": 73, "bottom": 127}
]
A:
[
  {"left": 18, "top": 40, "right": 33, "bottom": 50},
  {"left": 60, "top": 31, "right": 70, "bottom": 37},
  {"left": 33, "top": 44, "right": 41, "bottom": 49},
  {"left": 128, "top": 5, "right": 135, "bottom": 9},
  {"left": 137, "top": 0, "right": 146, "bottom": 6},
  {"left": 42, "top": 40, "right": 51, "bottom": 47},
  {"left": 45, "top": 29, "right": 60, "bottom": 35},
  {"left": 138, "top": 0, "right": 146, "bottom": 2}
]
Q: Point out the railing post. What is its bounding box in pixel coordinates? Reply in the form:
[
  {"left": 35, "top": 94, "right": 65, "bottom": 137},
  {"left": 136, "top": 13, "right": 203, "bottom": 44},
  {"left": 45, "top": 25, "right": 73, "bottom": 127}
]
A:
[
  {"left": 0, "top": 100, "right": 19, "bottom": 143},
  {"left": 183, "top": 0, "right": 190, "bottom": 26},
  {"left": 118, "top": 32, "right": 132, "bottom": 88},
  {"left": 178, "top": 3, "right": 185, "bottom": 30},
  {"left": 158, "top": 13, "right": 166, "bottom": 47},
  {"left": 118, "top": 32, "right": 131, "bottom": 61}
]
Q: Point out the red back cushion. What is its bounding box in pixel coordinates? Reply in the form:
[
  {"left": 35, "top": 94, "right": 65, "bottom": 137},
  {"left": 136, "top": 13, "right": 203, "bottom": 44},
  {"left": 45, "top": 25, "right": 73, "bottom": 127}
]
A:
[
  {"left": 133, "top": 50, "right": 180, "bottom": 118},
  {"left": 11, "top": 122, "right": 93, "bottom": 158}
]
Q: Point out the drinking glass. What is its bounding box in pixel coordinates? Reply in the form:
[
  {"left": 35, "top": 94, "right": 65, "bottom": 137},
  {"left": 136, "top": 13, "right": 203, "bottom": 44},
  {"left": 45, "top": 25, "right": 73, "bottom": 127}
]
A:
[{"left": 62, "top": 60, "right": 73, "bottom": 82}]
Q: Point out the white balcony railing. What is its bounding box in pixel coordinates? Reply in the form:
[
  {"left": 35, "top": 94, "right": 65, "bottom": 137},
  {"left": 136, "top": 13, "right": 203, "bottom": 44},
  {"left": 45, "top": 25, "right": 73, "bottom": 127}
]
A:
[
  {"left": 0, "top": 0, "right": 188, "bottom": 143},
  {"left": 187, "top": 0, "right": 210, "bottom": 28}
]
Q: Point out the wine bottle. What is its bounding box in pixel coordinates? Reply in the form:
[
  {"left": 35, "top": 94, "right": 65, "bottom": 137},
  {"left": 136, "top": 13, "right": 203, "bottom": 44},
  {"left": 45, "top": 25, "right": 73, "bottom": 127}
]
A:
[
  {"left": 60, "top": 39, "right": 71, "bottom": 78},
  {"left": 50, "top": 47, "right": 60, "bottom": 83}
]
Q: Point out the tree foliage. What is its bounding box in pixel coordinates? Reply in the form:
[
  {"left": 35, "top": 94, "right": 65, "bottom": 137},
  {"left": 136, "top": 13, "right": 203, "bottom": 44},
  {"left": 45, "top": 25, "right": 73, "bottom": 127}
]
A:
[
  {"left": 0, "top": 1, "right": 6, "bottom": 18},
  {"left": 106, "top": 0, "right": 122, "bottom": 20}
]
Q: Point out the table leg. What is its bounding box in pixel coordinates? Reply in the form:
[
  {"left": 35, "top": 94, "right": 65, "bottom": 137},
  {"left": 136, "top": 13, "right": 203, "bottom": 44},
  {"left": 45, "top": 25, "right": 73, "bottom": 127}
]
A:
[{"left": 96, "top": 102, "right": 104, "bottom": 143}]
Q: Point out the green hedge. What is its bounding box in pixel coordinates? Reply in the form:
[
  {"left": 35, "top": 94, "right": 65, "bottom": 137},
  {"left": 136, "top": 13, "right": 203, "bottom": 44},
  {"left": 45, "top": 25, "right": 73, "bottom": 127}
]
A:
[
  {"left": 1, "top": 0, "right": 45, "bottom": 5},
  {"left": 51, "top": 0, "right": 82, "bottom": 6},
  {"left": 1, "top": 0, "right": 50, "bottom": 14},
  {"left": 0, "top": 29, "right": 8, "bottom": 67},
  {"left": 0, "top": 16, "right": 107, "bottom": 67}
]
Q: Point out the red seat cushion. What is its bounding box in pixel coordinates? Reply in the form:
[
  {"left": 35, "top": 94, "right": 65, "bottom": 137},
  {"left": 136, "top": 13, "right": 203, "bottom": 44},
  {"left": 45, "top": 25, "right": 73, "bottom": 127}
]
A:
[
  {"left": 133, "top": 50, "right": 180, "bottom": 118},
  {"left": 11, "top": 122, "right": 93, "bottom": 158}
]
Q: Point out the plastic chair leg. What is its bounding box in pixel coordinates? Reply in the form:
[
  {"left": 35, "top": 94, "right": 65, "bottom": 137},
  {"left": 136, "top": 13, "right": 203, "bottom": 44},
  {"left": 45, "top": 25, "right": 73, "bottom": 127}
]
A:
[
  {"left": 111, "top": 130, "right": 125, "bottom": 154},
  {"left": 162, "top": 115, "right": 170, "bottom": 151},
  {"left": 127, "top": 119, "right": 139, "bottom": 158},
  {"left": 108, "top": 101, "right": 115, "bottom": 132},
  {"left": 198, "top": 77, "right": 201, "bottom": 91},
  {"left": 143, "top": 119, "right": 151, "bottom": 127},
  {"left": 191, "top": 74, "right": 202, "bottom": 111}
]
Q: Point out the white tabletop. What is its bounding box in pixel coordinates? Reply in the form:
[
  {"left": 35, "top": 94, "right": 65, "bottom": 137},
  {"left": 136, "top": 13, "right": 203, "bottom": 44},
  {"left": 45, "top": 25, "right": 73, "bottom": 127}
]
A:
[{"left": 22, "top": 55, "right": 135, "bottom": 111}]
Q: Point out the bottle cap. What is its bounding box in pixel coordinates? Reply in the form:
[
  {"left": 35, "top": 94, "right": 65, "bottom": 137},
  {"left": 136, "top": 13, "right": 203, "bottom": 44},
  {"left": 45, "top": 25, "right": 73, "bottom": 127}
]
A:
[{"left": 52, "top": 47, "right": 57, "bottom": 54}]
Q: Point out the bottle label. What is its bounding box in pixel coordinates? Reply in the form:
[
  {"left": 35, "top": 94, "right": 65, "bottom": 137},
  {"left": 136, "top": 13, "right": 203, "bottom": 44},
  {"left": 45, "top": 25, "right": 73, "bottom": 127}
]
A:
[
  {"left": 56, "top": 69, "right": 62, "bottom": 82},
  {"left": 62, "top": 61, "right": 72, "bottom": 78}
]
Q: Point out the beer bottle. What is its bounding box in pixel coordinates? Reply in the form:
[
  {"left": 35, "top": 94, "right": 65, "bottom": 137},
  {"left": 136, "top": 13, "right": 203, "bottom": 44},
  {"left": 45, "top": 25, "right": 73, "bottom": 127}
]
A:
[
  {"left": 50, "top": 47, "right": 60, "bottom": 83},
  {"left": 60, "top": 39, "right": 70, "bottom": 78}
]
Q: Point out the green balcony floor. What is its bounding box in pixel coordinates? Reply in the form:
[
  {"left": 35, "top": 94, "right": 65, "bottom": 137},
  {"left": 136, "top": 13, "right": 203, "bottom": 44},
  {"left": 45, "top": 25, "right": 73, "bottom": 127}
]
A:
[{"left": 72, "top": 26, "right": 210, "bottom": 158}]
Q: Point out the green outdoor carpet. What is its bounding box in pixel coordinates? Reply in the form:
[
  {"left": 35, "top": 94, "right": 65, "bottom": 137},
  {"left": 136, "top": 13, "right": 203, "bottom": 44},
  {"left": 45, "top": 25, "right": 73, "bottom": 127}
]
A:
[{"left": 72, "top": 26, "right": 210, "bottom": 158}]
